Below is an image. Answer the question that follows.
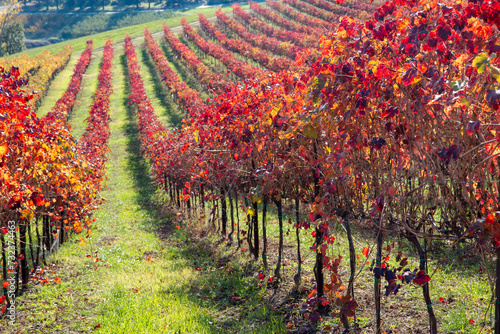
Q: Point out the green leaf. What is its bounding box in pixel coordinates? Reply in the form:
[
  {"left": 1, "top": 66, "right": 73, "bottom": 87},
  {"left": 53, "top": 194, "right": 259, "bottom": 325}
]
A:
[
  {"left": 304, "top": 123, "right": 318, "bottom": 139},
  {"left": 451, "top": 80, "right": 465, "bottom": 92},
  {"left": 472, "top": 53, "right": 489, "bottom": 73}
]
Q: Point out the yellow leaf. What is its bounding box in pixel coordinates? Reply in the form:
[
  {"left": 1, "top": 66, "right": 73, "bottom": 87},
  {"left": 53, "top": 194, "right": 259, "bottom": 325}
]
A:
[
  {"left": 271, "top": 105, "right": 280, "bottom": 117},
  {"left": 397, "top": 17, "right": 409, "bottom": 30},
  {"left": 21, "top": 209, "right": 33, "bottom": 221},
  {"left": 247, "top": 208, "right": 255, "bottom": 217},
  {"left": 337, "top": 29, "right": 348, "bottom": 39},
  {"left": 0, "top": 144, "right": 7, "bottom": 158}
]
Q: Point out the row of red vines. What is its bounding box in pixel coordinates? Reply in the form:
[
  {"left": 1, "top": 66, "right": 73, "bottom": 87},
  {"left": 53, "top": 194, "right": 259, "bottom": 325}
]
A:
[
  {"left": 123, "top": 36, "right": 179, "bottom": 189},
  {"left": 138, "top": 32, "right": 201, "bottom": 200},
  {"left": 77, "top": 39, "right": 114, "bottom": 194},
  {"left": 301, "top": 0, "right": 371, "bottom": 19},
  {"left": 180, "top": 17, "right": 265, "bottom": 79},
  {"left": 325, "top": 0, "right": 379, "bottom": 12},
  {"left": 266, "top": 0, "right": 334, "bottom": 31},
  {"left": 232, "top": 4, "right": 317, "bottom": 48},
  {"left": 161, "top": 25, "right": 232, "bottom": 93},
  {"left": 283, "top": 0, "right": 339, "bottom": 23},
  {"left": 198, "top": 14, "right": 293, "bottom": 73},
  {"left": 144, "top": 28, "right": 207, "bottom": 113},
  {"left": 249, "top": 0, "right": 321, "bottom": 36},
  {"left": 215, "top": 9, "right": 305, "bottom": 60},
  {"left": 1, "top": 41, "right": 109, "bottom": 309},
  {"left": 43, "top": 41, "right": 93, "bottom": 123}
]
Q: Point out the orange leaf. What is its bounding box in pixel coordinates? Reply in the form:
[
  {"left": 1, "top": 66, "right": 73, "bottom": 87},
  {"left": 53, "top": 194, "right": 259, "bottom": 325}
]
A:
[
  {"left": 362, "top": 247, "right": 369, "bottom": 258},
  {"left": 0, "top": 144, "right": 7, "bottom": 158}
]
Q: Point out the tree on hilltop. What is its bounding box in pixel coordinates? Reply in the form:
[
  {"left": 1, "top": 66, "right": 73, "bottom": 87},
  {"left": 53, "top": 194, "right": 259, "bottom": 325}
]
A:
[{"left": 0, "top": 0, "right": 24, "bottom": 56}]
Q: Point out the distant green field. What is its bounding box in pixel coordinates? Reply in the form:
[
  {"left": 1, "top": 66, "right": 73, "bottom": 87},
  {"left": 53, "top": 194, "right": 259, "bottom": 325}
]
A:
[{"left": 9, "top": 5, "right": 248, "bottom": 59}]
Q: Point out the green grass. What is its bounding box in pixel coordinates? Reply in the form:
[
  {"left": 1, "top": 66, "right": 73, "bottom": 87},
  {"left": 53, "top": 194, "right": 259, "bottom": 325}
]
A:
[{"left": 9, "top": 5, "right": 249, "bottom": 59}]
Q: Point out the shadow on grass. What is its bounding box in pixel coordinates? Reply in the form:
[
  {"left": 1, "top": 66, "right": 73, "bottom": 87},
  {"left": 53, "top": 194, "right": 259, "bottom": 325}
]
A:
[
  {"left": 159, "top": 39, "right": 204, "bottom": 93},
  {"left": 139, "top": 46, "right": 184, "bottom": 128},
  {"left": 119, "top": 52, "right": 161, "bottom": 220},
  {"left": 167, "top": 227, "right": 287, "bottom": 333}
]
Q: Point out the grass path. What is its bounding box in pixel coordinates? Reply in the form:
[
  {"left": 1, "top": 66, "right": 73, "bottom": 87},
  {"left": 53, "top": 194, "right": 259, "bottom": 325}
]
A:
[
  {"left": 133, "top": 41, "right": 180, "bottom": 128},
  {"left": 36, "top": 54, "right": 79, "bottom": 118},
  {"left": 64, "top": 49, "right": 103, "bottom": 142}
]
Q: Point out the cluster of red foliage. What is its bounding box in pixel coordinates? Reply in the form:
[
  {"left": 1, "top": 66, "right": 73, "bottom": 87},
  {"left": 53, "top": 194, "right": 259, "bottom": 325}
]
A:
[
  {"left": 0, "top": 40, "right": 113, "bottom": 306},
  {"left": 0, "top": 44, "right": 99, "bottom": 237},
  {"left": 181, "top": 17, "right": 264, "bottom": 79},
  {"left": 161, "top": 25, "right": 232, "bottom": 93},
  {"left": 199, "top": 14, "right": 293, "bottom": 73}
]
